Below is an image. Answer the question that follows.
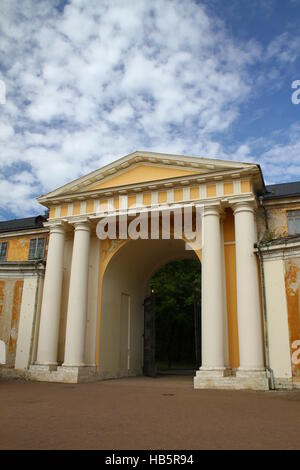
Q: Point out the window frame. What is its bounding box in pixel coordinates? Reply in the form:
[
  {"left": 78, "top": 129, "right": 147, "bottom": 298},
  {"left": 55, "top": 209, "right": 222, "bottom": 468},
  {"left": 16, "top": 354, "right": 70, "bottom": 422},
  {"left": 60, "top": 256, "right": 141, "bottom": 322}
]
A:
[
  {"left": 287, "top": 210, "right": 300, "bottom": 236},
  {"left": 28, "top": 237, "right": 46, "bottom": 260},
  {"left": 0, "top": 241, "right": 8, "bottom": 262}
]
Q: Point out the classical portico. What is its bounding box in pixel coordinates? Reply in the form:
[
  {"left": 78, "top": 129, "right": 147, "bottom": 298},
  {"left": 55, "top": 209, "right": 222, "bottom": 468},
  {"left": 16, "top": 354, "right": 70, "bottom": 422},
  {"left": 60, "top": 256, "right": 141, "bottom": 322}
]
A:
[
  {"left": 194, "top": 200, "right": 266, "bottom": 389},
  {"left": 29, "top": 151, "right": 269, "bottom": 389}
]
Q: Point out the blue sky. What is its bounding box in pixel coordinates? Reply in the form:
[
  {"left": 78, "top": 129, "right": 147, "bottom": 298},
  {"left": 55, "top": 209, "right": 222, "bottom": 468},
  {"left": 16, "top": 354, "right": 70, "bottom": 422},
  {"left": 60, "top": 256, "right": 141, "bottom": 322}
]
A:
[{"left": 0, "top": 0, "right": 300, "bottom": 219}]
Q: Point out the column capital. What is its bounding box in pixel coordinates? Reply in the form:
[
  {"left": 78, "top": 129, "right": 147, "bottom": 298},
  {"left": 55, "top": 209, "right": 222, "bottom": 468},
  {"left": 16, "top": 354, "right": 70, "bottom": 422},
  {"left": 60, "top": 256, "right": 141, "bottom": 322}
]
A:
[
  {"left": 44, "top": 220, "right": 67, "bottom": 235},
  {"left": 231, "top": 199, "right": 257, "bottom": 215},
  {"left": 67, "top": 218, "right": 92, "bottom": 232},
  {"left": 202, "top": 202, "right": 222, "bottom": 217}
]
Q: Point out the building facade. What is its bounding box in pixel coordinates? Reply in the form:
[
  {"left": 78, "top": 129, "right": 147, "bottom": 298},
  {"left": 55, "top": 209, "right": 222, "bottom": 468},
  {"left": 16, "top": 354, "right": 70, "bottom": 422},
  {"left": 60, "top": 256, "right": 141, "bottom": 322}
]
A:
[{"left": 0, "top": 151, "right": 299, "bottom": 390}]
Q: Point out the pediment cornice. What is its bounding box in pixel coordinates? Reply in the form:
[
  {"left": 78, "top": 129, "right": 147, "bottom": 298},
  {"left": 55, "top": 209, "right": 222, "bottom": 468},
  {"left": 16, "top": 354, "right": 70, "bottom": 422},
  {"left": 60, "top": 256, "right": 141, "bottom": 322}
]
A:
[{"left": 38, "top": 151, "right": 261, "bottom": 205}]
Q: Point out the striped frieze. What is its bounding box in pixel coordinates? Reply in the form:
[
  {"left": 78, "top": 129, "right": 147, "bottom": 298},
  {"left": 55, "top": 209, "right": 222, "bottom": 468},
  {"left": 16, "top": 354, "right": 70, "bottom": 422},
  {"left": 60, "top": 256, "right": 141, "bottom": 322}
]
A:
[{"left": 48, "top": 178, "right": 253, "bottom": 220}]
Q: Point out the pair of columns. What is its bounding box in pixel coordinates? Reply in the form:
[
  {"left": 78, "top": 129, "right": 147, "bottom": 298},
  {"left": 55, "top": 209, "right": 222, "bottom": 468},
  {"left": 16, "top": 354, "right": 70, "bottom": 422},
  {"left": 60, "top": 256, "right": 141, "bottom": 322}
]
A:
[
  {"left": 36, "top": 221, "right": 91, "bottom": 368},
  {"left": 201, "top": 201, "right": 264, "bottom": 373}
]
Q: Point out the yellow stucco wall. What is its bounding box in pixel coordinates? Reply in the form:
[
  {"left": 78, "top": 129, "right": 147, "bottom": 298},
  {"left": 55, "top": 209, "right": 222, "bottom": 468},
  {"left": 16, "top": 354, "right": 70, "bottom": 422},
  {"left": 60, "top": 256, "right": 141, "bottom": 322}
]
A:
[
  {"left": 190, "top": 186, "right": 199, "bottom": 200},
  {"left": 86, "top": 164, "right": 200, "bottom": 191},
  {"left": 86, "top": 200, "right": 94, "bottom": 213},
  {"left": 207, "top": 183, "right": 216, "bottom": 198},
  {"left": 7, "top": 237, "right": 30, "bottom": 261},
  {"left": 223, "top": 208, "right": 239, "bottom": 368},
  {"left": 241, "top": 179, "right": 251, "bottom": 193},
  {"left": 49, "top": 207, "right": 55, "bottom": 219},
  {"left": 224, "top": 182, "right": 233, "bottom": 195},
  {"left": 174, "top": 189, "right": 183, "bottom": 202},
  {"left": 158, "top": 191, "right": 167, "bottom": 204},
  {"left": 143, "top": 193, "right": 152, "bottom": 206},
  {"left": 61, "top": 204, "right": 68, "bottom": 217},
  {"left": 0, "top": 234, "right": 49, "bottom": 262},
  {"left": 73, "top": 202, "right": 81, "bottom": 216}
]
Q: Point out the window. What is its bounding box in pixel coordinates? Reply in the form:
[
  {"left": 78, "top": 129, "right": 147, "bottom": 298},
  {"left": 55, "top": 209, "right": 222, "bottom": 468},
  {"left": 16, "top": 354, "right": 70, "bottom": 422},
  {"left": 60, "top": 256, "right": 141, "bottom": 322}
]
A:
[
  {"left": 0, "top": 242, "right": 8, "bottom": 261},
  {"left": 287, "top": 211, "right": 300, "bottom": 235},
  {"left": 28, "top": 238, "right": 46, "bottom": 260}
]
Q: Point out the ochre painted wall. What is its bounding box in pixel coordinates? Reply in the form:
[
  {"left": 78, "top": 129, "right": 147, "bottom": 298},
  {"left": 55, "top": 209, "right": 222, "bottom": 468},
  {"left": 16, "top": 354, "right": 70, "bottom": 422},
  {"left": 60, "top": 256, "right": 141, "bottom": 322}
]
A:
[
  {"left": 86, "top": 164, "right": 200, "bottom": 191},
  {"left": 1, "top": 234, "right": 49, "bottom": 262},
  {"left": 223, "top": 208, "right": 239, "bottom": 368},
  {"left": 285, "top": 258, "right": 300, "bottom": 380}
]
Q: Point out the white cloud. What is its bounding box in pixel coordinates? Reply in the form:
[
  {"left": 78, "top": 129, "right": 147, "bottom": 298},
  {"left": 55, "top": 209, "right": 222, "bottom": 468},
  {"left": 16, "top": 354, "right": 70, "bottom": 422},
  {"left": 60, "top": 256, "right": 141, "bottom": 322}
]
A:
[
  {"left": 233, "top": 122, "right": 300, "bottom": 184},
  {"left": 0, "top": 0, "right": 298, "bottom": 218},
  {"left": 266, "top": 32, "right": 300, "bottom": 64}
]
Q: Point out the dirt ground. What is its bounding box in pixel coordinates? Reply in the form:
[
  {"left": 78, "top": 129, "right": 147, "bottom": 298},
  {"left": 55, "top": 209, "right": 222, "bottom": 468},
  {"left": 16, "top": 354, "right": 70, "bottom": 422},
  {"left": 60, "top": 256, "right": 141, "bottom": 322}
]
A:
[{"left": 0, "top": 375, "right": 300, "bottom": 450}]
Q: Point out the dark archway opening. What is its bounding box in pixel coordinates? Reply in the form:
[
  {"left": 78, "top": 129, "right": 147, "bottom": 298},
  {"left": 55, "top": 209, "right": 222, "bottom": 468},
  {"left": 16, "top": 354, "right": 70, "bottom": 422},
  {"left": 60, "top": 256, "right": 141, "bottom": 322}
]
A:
[{"left": 144, "top": 259, "right": 201, "bottom": 376}]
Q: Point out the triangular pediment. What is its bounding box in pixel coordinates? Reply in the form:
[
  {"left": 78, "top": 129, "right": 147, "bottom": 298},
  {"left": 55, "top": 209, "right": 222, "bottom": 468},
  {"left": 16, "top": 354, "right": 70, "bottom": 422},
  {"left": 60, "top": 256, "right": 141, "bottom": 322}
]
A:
[
  {"left": 38, "top": 151, "right": 258, "bottom": 203},
  {"left": 84, "top": 163, "right": 201, "bottom": 191}
]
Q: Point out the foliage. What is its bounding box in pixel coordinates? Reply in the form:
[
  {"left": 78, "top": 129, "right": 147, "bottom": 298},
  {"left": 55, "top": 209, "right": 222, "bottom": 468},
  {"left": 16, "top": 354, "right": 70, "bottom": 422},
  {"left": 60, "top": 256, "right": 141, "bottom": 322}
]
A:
[{"left": 150, "top": 259, "right": 201, "bottom": 369}]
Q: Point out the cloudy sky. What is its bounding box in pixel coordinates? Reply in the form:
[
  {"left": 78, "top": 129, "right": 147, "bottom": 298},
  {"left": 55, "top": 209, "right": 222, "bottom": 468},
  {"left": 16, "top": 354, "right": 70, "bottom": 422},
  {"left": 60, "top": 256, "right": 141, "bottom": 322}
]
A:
[{"left": 0, "top": 0, "right": 300, "bottom": 219}]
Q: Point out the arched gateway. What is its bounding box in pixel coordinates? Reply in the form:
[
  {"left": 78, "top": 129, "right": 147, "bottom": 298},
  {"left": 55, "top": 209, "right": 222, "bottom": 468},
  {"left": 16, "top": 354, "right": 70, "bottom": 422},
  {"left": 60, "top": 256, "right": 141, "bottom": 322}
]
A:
[{"left": 29, "top": 151, "right": 269, "bottom": 389}]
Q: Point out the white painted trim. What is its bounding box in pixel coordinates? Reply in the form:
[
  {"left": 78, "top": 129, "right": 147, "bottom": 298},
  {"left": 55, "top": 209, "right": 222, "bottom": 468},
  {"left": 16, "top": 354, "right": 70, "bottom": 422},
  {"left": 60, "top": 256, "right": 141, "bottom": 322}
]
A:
[
  {"left": 67, "top": 203, "right": 73, "bottom": 217},
  {"left": 80, "top": 200, "right": 86, "bottom": 214},
  {"left": 55, "top": 205, "right": 61, "bottom": 218},
  {"left": 167, "top": 189, "right": 174, "bottom": 203},
  {"left": 151, "top": 191, "right": 158, "bottom": 205},
  {"left": 136, "top": 193, "right": 143, "bottom": 207},
  {"left": 0, "top": 229, "right": 48, "bottom": 239},
  {"left": 199, "top": 184, "right": 207, "bottom": 199},
  {"left": 119, "top": 195, "right": 128, "bottom": 210},
  {"left": 183, "top": 187, "right": 190, "bottom": 201},
  {"left": 107, "top": 197, "right": 115, "bottom": 211},
  {"left": 216, "top": 182, "right": 224, "bottom": 197},
  {"left": 233, "top": 179, "right": 241, "bottom": 194},
  {"left": 94, "top": 199, "right": 101, "bottom": 212}
]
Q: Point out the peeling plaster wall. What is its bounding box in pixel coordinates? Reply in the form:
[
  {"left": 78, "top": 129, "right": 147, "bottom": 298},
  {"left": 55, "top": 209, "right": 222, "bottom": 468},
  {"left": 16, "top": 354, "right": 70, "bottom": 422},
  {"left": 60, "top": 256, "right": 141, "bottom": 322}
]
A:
[
  {"left": 15, "top": 275, "right": 44, "bottom": 370},
  {"left": 0, "top": 278, "right": 24, "bottom": 368},
  {"left": 264, "top": 259, "right": 292, "bottom": 387},
  {"left": 258, "top": 204, "right": 300, "bottom": 241},
  {"left": 260, "top": 200, "right": 300, "bottom": 388},
  {"left": 284, "top": 257, "right": 300, "bottom": 382}
]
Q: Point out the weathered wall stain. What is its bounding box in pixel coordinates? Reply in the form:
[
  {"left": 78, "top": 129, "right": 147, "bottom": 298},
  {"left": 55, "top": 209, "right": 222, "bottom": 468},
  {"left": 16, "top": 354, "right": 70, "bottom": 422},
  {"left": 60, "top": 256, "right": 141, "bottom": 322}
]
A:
[
  {"left": 0, "top": 280, "right": 4, "bottom": 317},
  {"left": 0, "top": 279, "right": 24, "bottom": 368},
  {"left": 285, "top": 258, "right": 300, "bottom": 378}
]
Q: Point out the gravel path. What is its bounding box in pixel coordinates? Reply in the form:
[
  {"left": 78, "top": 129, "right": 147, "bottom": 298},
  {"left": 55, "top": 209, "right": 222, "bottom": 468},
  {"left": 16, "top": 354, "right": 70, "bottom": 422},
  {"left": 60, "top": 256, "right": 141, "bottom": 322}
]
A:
[{"left": 0, "top": 375, "right": 299, "bottom": 450}]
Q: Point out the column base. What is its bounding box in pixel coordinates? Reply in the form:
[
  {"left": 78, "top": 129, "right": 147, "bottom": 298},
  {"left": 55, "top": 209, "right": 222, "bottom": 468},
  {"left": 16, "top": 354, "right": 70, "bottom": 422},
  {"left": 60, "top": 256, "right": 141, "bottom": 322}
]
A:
[
  {"left": 235, "top": 368, "right": 269, "bottom": 390},
  {"left": 28, "top": 364, "right": 97, "bottom": 383},
  {"left": 194, "top": 367, "right": 232, "bottom": 389},
  {"left": 34, "top": 362, "right": 58, "bottom": 370},
  {"left": 194, "top": 367, "right": 269, "bottom": 390}
]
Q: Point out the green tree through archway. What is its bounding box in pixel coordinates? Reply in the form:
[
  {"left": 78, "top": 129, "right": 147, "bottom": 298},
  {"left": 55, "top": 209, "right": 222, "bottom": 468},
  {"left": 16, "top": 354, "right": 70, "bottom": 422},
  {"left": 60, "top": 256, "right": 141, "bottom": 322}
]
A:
[{"left": 150, "top": 259, "right": 201, "bottom": 372}]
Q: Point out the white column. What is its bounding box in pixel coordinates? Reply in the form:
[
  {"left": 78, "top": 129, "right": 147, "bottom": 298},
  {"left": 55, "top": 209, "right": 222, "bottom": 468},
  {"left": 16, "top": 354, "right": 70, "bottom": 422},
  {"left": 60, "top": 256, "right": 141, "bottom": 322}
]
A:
[
  {"left": 36, "top": 223, "right": 65, "bottom": 365},
  {"left": 63, "top": 221, "right": 91, "bottom": 367},
  {"left": 220, "top": 217, "right": 230, "bottom": 367},
  {"left": 233, "top": 202, "right": 264, "bottom": 371},
  {"left": 201, "top": 205, "right": 225, "bottom": 370}
]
